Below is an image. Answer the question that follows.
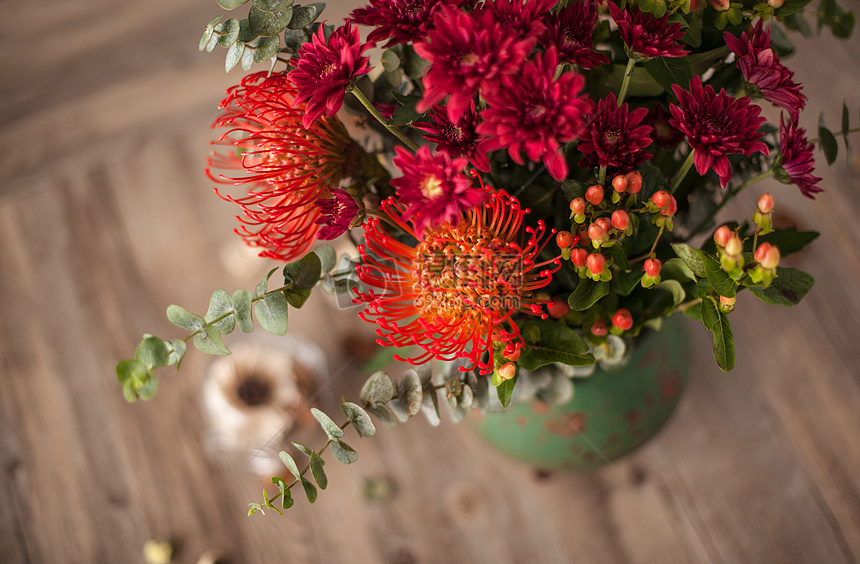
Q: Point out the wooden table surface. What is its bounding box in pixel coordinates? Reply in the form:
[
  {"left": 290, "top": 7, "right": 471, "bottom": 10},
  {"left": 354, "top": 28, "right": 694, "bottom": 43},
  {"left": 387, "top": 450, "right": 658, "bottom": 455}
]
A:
[{"left": 2, "top": 1, "right": 859, "bottom": 562}]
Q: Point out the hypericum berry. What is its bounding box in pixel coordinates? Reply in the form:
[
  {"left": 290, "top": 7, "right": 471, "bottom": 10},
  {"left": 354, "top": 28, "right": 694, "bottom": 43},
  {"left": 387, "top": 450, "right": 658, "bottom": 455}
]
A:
[
  {"left": 611, "top": 210, "right": 629, "bottom": 231},
  {"left": 725, "top": 233, "right": 743, "bottom": 257},
  {"left": 588, "top": 222, "right": 607, "bottom": 242},
  {"left": 625, "top": 171, "right": 642, "bottom": 194},
  {"left": 709, "top": 0, "right": 730, "bottom": 10},
  {"left": 595, "top": 217, "right": 611, "bottom": 233},
  {"left": 644, "top": 258, "right": 662, "bottom": 277},
  {"left": 570, "top": 247, "right": 589, "bottom": 267},
  {"left": 612, "top": 174, "right": 628, "bottom": 193},
  {"left": 498, "top": 362, "right": 517, "bottom": 381},
  {"left": 720, "top": 295, "right": 736, "bottom": 307},
  {"left": 586, "top": 184, "right": 604, "bottom": 206},
  {"left": 660, "top": 195, "right": 677, "bottom": 216},
  {"left": 556, "top": 230, "right": 575, "bottom": 248},
  {"left": 591, "top": 320, "right": 608, "bottom": 337},
  {"left": 547, "top": 297, "right": 570, "bottom": 319},
  {"left": 576, "top": 226, "right": 591, "bottom": 247},
  {"left": 612, "top": 308, "right": 634, "bottom": 331},
  {"left": 651, "top": 190, "right": 670, "bottom": 209},
  {"left": 767, "top": 0, "right": 784, "bottom": 8},
  {"left": 714, "top": 225, "right": 733, "bottom": 247},
  {"left": 758, "top": 193, "right": 774, "bottom": 214},
  {"left": 504, "top": 347, "right": 521, "bottom": 361},
  {"left": 586, "top": 253, "right": 605, "bottom": 275},
  {"left": 755, "top": 242, "right": 780, "bottom": 268},
  {"left": 570, "top": 197, "right": 586, "bottom": 214}
]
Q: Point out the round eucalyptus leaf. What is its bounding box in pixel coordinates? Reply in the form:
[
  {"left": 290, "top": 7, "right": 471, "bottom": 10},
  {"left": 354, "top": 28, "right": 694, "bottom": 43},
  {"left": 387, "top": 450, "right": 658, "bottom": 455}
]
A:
[
  {"left": 249, "top": 5, "right": 294, "bottom": 36},
  {"left": 218, "top": 18, "right": 241, "bottom": 47},
  {"left": 254, "top": 35, "right": 280, "bottom": 62},
  {"left": 253, "top": 0, "right": 294, "bottom": 11}
]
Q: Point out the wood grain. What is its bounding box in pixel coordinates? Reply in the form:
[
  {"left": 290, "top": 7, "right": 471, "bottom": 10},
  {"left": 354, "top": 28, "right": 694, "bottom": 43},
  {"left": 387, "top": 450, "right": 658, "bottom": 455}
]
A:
[{"left": 2, "top": 1, "right": 860, "bottom": 562}]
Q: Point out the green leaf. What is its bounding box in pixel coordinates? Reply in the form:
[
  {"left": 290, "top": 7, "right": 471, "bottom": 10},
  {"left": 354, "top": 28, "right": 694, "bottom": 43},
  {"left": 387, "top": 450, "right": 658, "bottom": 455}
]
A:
[
  {"left": 116, "top": 358, "right": 148, "bottom": 386},
  {"left": 199, "top": 17, "right": 224, "bottom": 51},
  {"left": 818, "top": 113, "right": 839, "bottom": 165},
  {"left": 219, "top": 18, "right": 241, "bottom": 47},
  {"left": 284, "top": 288, "right": 312, "bottom": 308},
  {"left": 341, "top": 402, "right": 376, "bottom": 437},
  {"left": 330, "top": 440, "right": 358, "bottom": 464},
  {"left": 254, "top": 291, "right": 289, "bottom": 335},
  {"left": 700, "top": 297, "right": 735, "bottom": 372},
  {"left": 671, "top": 244, "right": 707, "bottom": 278},
  {"left": 518, "top": 319, "right": 595, "bottom": 370},
  {"left": 681, "top": 13, "right": 702, "bottom": 47},
  {"left": 166, "top": 305, "right": 204, "bottom": 332},
  {"left": 747, "top": 267, "right": 815, "bottom": 306},
  {"left": 381, "top": 49, "right": 401, "bottom": 72},
  {"left": 283, "top": 28, "right": 306, "bottom": 51},
  {"left": 218, "top": 0, "right": 250, "bottom": 9},
  {"left": 568, "top": 279, "right": 610, "bottom": 311},
  {"left": 496, "top": 375, "right": 518, "bottom": 408},
  {"left": 292, "top": 441, "right": 314, "bottom": 457},
  {"left": 278, "top": 451, "right": 302, "bottom": 480},
  {"left": 661, "top": 257, "right": 696, "bottom": 284},
  {"left": 254, "top": 0, "right": 293, "bottom": 11},
  {"left": 401, "top": 368, "right": 422, "bottom": 416},
  {"left": 783, "top": 12, "right": 814, "bottom": 37},
  {"left": 231, "top": 290, "right": 254, "bottom": 333},
  {"left": 301, "top": 477, "right": 318, "bottom": 503},
  {"left": 168, "top": 339, "right": 187, "bottom": 368},
  {"left": 288, "top": 5, "right": 319, "bottom": 29},
  {"left": 135, "top": 335, "right": 171, "bottom": 368},
  {"left": 654, "top": 279, "right": 686, "bottom": 308},
  {"left": 193, "top": 325, "right": 231, "bottom": 356},
  {"left": 757, "top": 228, "right": 819, "bottom": 257},
  {"left": 683, "top": 301, "right": 702, "bottom": 320},
  {"left": 310, "top": 408, "right": 343, "bottom": 439},
  {"left": 315, "top": 244, "right": 337, "bottom": 273},
  {"left": 254, "top": 267, "right": 278, "bottom": 299},
  {"left": 613, "top": 268, "right": 642, "bottom": 297},
  {"left": 360, "top": 371, "right": 395, "bottom": 405},
  {"left": 775, "top": 0, "right": 813, "bottom": 17},
  {"left": 249, "top": 5, "right": 294, "bottom": 37},
  {"left": 701, "top": 252, "right": 737, "bottom": 298},
  {"left": 831, "top": 11, "right": 855, "bottom": 38},
  {"left": 241, "top": 44, "right": 255, "bottom": 70},
  {"left": 271, "top": 477, "right": 294, "bottom": 509},
  {"left": 643, "top": 56, "right": 693, "bottom": 100},
  {"left": 226, "top": 41, "right": 245, "bottom": 72},
  {"left": 284, "top": 251, "right": 322, "bottom": 289},
  {"left": 843, "top": 102, "right": 853, "bottom": 163},
  {"left": 309, "top": 452, "right": 327, "bottom": 490},
  {"left": 205, "top": 289, "right": 236, "bottom": 335},
  {"left": 366, "top": 404, "right": 397, "bottom": 427},
  {"left": 253, "top": 35, "right": 280, "bottom": 62}
]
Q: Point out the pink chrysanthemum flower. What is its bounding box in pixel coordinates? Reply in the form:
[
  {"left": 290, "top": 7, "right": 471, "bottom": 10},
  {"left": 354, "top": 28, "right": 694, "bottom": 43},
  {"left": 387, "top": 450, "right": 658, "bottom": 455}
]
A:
[
  {"left": 669, "top": 77, "right": 769, "bottom": 189},
  {"left": 541, "top": 1, "right": 609, "bottom": 70},
  {"left": 778, "top": 114, "right": 823, "bottom": 199},
  {"left": 413, "top": 103, "right": 491, "bottom": 172},
  {"left": 608, "top": 2, "right": 689, "bottom": 59},
  {"left": 477, "top": 48, "right": 589, "bottom": 182},
  {"left": 391, "top": 145, "right": 487, "bottom": 234},
  {"left": 475, "top": 0, "right": 556, "bottom": 39},
  {"left": 578, "top": 93, "right": 653, "bottom": 172},
  {"left": 350, "top": 0, "right": 466, "bottom": 48},
  {"left": 724, "top": 22, "right": 807, "bottom": 118},
  {"left": 645, "top": 104, "right": 684, "bottom": 148},
  {"left": 315, "top": 189, "right": 360, "bottom": 239},
  {"left": 355, "top": 181, "right": 560, "bottom": 374},
  {"left": 207, "top": 72, "right": 357, "bottom": 261},
  {"left": 289, "top": 21, "right": 371, "bottom": 128},
  {"left": 414, "top": 6, "right": 535, "bottom": 122}
]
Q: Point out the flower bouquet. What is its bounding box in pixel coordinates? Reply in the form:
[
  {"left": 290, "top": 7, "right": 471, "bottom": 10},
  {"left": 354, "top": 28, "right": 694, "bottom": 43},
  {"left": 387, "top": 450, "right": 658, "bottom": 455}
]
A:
[{"left": 116, "top": 0, "right": 856, "bottom": 512}]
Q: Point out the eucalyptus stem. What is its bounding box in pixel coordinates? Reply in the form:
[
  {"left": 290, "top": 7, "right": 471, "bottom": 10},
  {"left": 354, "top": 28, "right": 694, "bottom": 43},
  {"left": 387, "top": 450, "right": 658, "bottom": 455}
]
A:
[
  {"left": 810, "top": 125, "right": 860, "bottom": 144},
  {"left": 686, "top": 168, "right": 775, "bottom": 239},
  {"left": 616, "top": 57, "right": 637, "bottom": 107},
  {"left": 670, "top": 150, "right": 696, "bottom": 194},
  {"left": 348, "top": 85, "right": 419, "bottom": 151}
]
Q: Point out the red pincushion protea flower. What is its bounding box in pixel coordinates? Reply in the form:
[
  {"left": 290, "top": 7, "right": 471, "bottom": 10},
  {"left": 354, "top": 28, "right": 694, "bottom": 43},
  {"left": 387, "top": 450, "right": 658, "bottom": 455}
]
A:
[
  {"left": 607, "top": 2, "right": 689, "bottom": 59},
  {"left": 414, "top": 6, "right": 535, "bottom": 122},
  {"left": 669, "top": 76, "right": 769, "bottom": 189},
  {"left": 477, "top": 48, "right": 588, "bottom": 181},
  {"left": 391, "top": 145, "right": 487, "bottom": 234},
  {"left": 289, "top": 21, "right": 371, "bottom": 128},
  {"left": 207, "top": 72, "right": 356, "bottom": 261},
  {"left": 315, "top": 188, "right": 360, "bottom": 239},
  {"left": 355, "top": 180, "right": 560, "bottom": 374},
  {"left": 578, "top": 93, "right": 653, "bottom": 172},
  {"left": 724, "top": 22, "right": 806, "bottom": 118},
  {"left": 413, "top": 103, "right": 491, "bottom": 172},
  {"left": 541, "top": 1, "right": 609, "bottom": 70},
  {"left": 778, "top": 114, "right": 823, "bottom": 199},
  {"left": 350, "top": 0, "right": 466, "bottom": 48},
  {"left": 475, "top": 0, "right": 556, "bottom": 39}
]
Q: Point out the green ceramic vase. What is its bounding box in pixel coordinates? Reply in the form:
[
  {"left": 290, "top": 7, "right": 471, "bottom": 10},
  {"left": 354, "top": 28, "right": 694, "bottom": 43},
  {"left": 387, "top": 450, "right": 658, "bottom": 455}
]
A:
[{"left": 468, "top": 318, "right": 690, "bottom": 470}]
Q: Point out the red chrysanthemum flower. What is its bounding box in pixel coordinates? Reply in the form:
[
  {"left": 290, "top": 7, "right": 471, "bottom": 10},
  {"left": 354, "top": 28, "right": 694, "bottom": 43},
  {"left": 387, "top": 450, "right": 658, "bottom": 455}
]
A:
[
  {"left": 541, "top": 1, "right": 609, "bottom": 70},
  {"left": 645, "top": 103, "right": 684, "bottom": 147},
  {"left": 724, "top": 22, "right": 807, "bottom": 118},
  {"left": 315, "top": 188, "right": 361, "bottom": 239},
  {"left": 208, "top": 72, "right": 370, "bottom": 261},
  {"left": 414, "top": 6, "right": 535, "bottom": 122},
  {"left": 778, "top": 114, "right": 823, "bottom": 199},
  {"left": 355, "top": 181, "right": 560, "bottom": 373},
  {"left": 608, "top": 2, "right": 689, "bottom": 59},
  {"left": 289, "top": 21, "right": 371, "bottom": 128},
  {"left": 350, "top": 0, "right": 466, "bottom": 48},
  {"left": 477, "top": 48, "right": 589, "bottom": 182},
  {"left": 669, "top": 77, "right": 769, "bottom": 189},
  {"left": 578, "top": 93, "right": 652, "bottom": 172},
  {"left": 474, "top": 0, "right": 556, "bottom": 39},
  {"left": 413, "top": 103, "right": 491, "bottom": 172},
  {"left": 391, "top": 145, "right": 487, "bottom": 234}
]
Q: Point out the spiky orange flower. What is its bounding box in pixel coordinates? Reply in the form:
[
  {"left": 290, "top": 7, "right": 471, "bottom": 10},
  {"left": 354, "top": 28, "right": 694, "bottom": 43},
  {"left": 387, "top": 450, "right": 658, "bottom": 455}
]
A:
[
  {"left": 355, "top": 178, "right": 560, "bottom": 374},
  {"left": 208, "top": 71, "right": 360, "bottom": 261}
]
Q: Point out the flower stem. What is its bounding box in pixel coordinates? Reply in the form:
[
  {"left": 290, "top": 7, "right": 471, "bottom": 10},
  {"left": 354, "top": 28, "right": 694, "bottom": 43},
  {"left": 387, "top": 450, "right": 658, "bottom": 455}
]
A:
[
  {"left": 617, "top": 57, "right": 637, "bottom": 107},
  {"left": 686, "top": 168, "right": 775, "bottom": 239},
  {"left": 670, "top": 149, "right": 696, "bottom": 194},
  {"left": 349, "top": 86, "right": 419, "bottom": 151},
  {"left": 597, "top": 165, "right": 607, "bottom": 185}
]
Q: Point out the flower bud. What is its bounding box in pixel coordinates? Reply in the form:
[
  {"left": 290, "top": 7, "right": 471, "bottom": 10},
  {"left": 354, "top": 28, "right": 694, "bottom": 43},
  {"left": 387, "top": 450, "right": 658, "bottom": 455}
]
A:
[
  {"left": 720, "top": 295, "right": 736, "bottom": 307},
  {"left": 586, "top": 253, "right": 605, "bottom": 275},
  {"left": 612, "top": 174, "right": 628, "bottom": 193},
  {"left": 713, "top": 225, "right": 733, "bottom": 247},
  {"left": 725, "top": 233, "right": 743, "bottom": 257},
  {"left": 644, "top": 258, "right": 662, "bottom": 277},
  {"left": 709, "top": 0, "right": 730, "bottom": 11},
  {"left": 591, "top": 320, "right": 608, "bottom": 337},
  {"left": 498, "top": 362, "right": 517, "bottom": 381},
  {"left": 570, "top": 248, "right": 588, "bottom": 267},
  {"left": 758, "top": 193, "right": 774, "bottom": 214},
  {"left": 586, "top": 184, "right": 604, "bottom": 206},
  {"left": 588, "top": 222, "right": 607, "bottom": 243},
  {"left": 611, "top": 210, "right": 629, "bottom": 231},
  {"left": 570, "top": 197, "right": 586, "bottom": 214},
  {"left": 625, "top": 171, "right": 642, "bottom": 194},
  {"left": 651, "top": 190, "right": 670, "bottom": 209},
  {"left": 612, "top": 308, "right": 634, "bottom": 331},
  {"left": 547, "top": 297, "right": 570, "bottom": 319},
  {"left": 556, "top": 230, "right": 574, "bottom": 248},
  {"left": 754, "top": 242, "right": 780, "bottom": 269}
]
